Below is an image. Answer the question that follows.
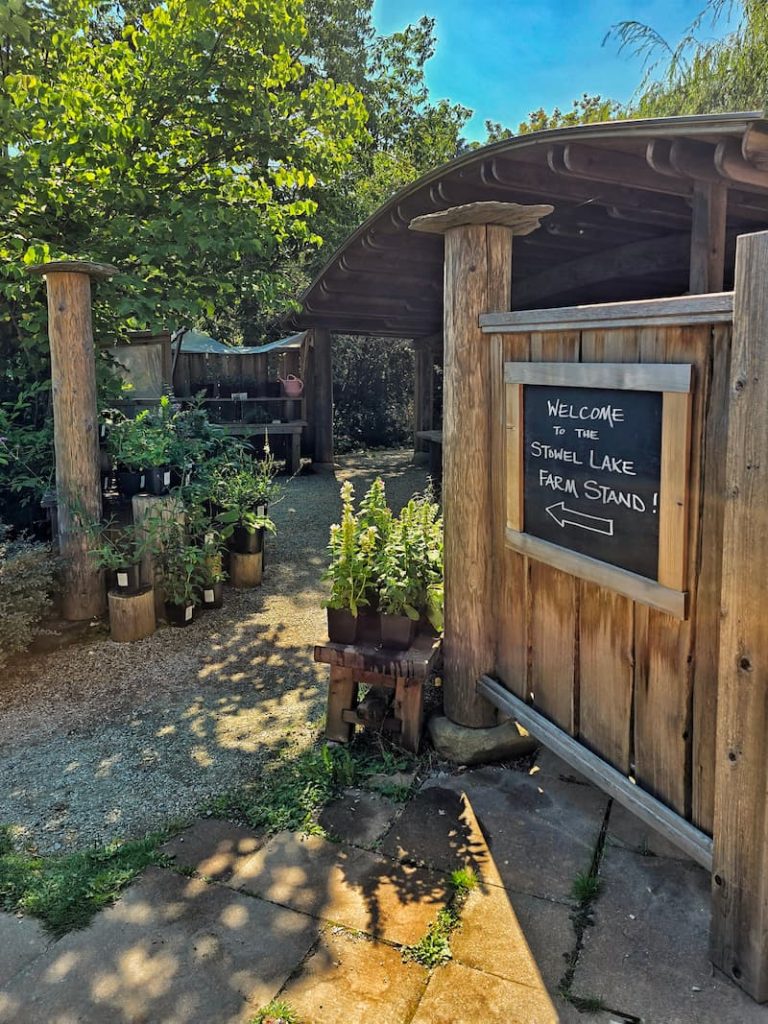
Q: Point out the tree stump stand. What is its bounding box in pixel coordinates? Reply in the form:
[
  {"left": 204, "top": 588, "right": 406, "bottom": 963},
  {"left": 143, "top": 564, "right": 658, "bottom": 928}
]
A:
[
  {"left": 313, "top": 632, "right": 441, "bottom": 753},
  {"left": 108, "top": 586, "right": 156, "bottom": 642},
  {"left": 230, "top": 551, "right": 263, "bottom": 588}
]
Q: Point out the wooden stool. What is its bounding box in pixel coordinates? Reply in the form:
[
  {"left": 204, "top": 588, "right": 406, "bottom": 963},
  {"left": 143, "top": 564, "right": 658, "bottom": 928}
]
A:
[{"left": 313, "top": 632, "right": 441, "bottom": 753}]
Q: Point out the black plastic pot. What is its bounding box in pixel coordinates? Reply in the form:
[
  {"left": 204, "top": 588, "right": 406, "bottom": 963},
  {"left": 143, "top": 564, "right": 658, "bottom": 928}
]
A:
[
  {"left": 380, "top": 613, "right": 415, "bottom": 651},
  {"left": 231, "top": 525, "right": 264, "bottom": 555},
  {"left": 116, "top": 468, "right": 145, "bottom": 497},
  {"left": 357, "top": 610, "right": 381, "bottom": 645},
  {"left": 327, "top": 608, "right": 357, "bottom": 644},
  {"left": 145, "top": 466, "right": 172, "bottom": 496},
  {"left": 200, "top": 582, "right": 224, "bottom": 609},
  {"left": 165, "top": 601, "right": 196, "bottom": 627},
  {"left": 111, "top": 563, "right": 142, "bottom": 594}
]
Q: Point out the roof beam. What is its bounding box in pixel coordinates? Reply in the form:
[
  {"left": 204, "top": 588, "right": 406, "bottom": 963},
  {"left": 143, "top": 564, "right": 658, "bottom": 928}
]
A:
[
  {"left": 715, "top": 137, "right": 768, "bottom": 189},
  {"left": 551, "top": 142, "right": 692, "bottom": 196},
  {"left": 513, "top": 233, "right": 691, "bottom": 308}
]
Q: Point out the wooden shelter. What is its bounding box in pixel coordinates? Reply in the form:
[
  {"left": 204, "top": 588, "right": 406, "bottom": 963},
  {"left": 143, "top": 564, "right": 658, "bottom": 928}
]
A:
[{"left": 291, "top": 112, "right": 768, "bottom": 1001}]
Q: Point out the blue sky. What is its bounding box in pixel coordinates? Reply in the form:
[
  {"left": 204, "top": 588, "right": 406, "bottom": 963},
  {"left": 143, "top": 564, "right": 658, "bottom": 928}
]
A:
[{"left": 372, "top": 1, "right": 737, "bottom": 140}]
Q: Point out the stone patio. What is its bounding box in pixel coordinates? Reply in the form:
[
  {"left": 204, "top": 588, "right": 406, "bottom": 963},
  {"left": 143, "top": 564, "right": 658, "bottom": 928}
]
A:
[{"left": 1, "top": 750, "right": 767, "bottom": 1023}]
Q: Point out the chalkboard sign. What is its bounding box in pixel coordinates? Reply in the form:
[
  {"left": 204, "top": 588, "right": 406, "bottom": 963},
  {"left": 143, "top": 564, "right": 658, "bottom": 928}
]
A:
[
  {"left": 523, "top": 385, "right": 662, "bottom": 579},
  {"left": 504, "top": 361, "right": 693, "bottom": 615}
]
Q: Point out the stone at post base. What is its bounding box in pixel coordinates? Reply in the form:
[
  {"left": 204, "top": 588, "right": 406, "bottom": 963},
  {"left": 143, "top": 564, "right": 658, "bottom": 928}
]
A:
[{"left": 428, "top": 713, "right": 538, "bottom": 766}]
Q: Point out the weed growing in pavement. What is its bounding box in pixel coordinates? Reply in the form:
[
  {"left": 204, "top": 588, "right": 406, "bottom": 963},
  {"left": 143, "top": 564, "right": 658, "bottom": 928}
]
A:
[
  {"left": 250, "top": 1000, "right": 302, "bottom": 1024},
  {"left": 0, "top": 828, "right": 176, "bottom": 936},
  {"left": 571, "top": 870, "right": 601, "bottom": 903},
  {"left": 402, "top": 867, "right": 478, "bottom": 968}
]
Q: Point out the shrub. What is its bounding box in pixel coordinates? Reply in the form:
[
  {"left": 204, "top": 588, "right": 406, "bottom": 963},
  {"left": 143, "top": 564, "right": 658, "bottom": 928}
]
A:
[{"left": 0, "top": 524, "right": 55, "bottom": 666}]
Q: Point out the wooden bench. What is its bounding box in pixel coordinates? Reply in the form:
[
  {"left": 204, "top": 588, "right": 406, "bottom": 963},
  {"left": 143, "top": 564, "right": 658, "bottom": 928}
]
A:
[
  {"left": 313, "top": 632, "right": 441, "bottom": 753},
  {"left": 415, "top": 429, "right": 443, "bottom": 488}
]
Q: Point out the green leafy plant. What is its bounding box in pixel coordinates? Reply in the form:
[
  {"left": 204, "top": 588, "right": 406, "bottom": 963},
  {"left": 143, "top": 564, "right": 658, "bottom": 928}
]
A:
[
  {"left": 402, "top": 868, "right": 476, "bottom": 968},
  {"left": 0, "top": 524, "right": 55, "bottom": 667},
  {"left": 209, "top": 447, "right": 280, "bottom": 538},
  {"left": 322, "top": 481, "right": 378, "bottom": 615},
  {"left": 373, "top": 490, "right": 443, "bottom": 628},
  {"left": 195, "top": 530, "right": 228, "bottom": 587},
  {"left": 250, "top": 1000, "right": 301, "bottom": 1024},
  {"left": 85, "top": 519, "right": 151, "bottom": 572},
  {"left": 148, "top": 514, "right": 205, "bottom": 607}
]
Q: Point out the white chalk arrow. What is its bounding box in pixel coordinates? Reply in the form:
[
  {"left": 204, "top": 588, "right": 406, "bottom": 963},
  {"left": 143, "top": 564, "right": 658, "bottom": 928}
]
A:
[{"left": 545, "top": 502, "right": 614, "bottom": 536}]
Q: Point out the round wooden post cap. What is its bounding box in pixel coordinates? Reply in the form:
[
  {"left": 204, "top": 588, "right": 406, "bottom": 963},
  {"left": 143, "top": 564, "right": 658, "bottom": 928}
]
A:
[
  {"left": 409, "top": 201, "right": 554, "bottom": 236},
  {"left": 27, "top": 260, "right": 119, "bottom": 279}
]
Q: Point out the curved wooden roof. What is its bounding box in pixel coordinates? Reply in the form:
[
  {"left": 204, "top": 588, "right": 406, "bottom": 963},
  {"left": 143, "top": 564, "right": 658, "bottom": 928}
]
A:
[{"left": 293, "top": 111, "right": 768, "bottom": 337}]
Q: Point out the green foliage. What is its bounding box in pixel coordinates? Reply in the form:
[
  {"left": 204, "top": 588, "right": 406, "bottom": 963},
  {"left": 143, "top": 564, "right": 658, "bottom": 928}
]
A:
[
  {"left": 0, "top": 830, "right": 169, "bottom": 936},
  {"left": 250, "top": 1000, "right": 302, "bottom": 1024},
  {"left": 402, "top": 867, "right": 476, "bottom": 967},
  {"left": 85, "top": 518, "right": 151, "bottom": 572},
  {"left": 610, "top": 1, "right": 768, "bottom": 117},
  {"left": 332, "top": 335, "right": 414, "bottom": 453},
  {"left": 148, "top": 512, "right": 205, "bottom": 606},
  {"left": 322, "top": 481, "right": 378, "bottom": 615},
  {"left": 377, "top": 491, "right": 443, "bottom": 628},
  {"left": 571, "top": 871, "right": 601, "bottom": 904},
  {"left": 0, "top": 524, "right": 55, "bottom": 667}
]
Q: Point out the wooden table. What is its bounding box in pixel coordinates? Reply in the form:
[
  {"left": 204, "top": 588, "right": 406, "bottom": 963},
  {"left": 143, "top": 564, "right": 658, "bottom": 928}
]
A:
[
  {"left": 313, "top": 632, "right": 442, "bottom": 753},
  {"left": 216, "top": 421, "right": 306, "bottom": 474}
]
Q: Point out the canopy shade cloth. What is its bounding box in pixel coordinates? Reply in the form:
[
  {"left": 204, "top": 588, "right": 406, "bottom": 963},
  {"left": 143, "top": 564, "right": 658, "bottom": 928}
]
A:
[
  {"left": 289, "top": 111, "right": 768, "bottom": 336},
  {"left": 177, "top": 329, "right": 306, "bottom": 355}
]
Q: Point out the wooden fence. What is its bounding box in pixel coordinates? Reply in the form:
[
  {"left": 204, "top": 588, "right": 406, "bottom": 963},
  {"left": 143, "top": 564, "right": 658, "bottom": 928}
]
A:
[{"left": 484, "top": 295, "right": 733, "bottom": 837}]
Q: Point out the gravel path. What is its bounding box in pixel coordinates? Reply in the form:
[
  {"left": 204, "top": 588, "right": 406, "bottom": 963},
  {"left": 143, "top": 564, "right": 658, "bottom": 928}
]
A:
[{"left": 0, "top": 449, "right": 428, "bottom": 854}]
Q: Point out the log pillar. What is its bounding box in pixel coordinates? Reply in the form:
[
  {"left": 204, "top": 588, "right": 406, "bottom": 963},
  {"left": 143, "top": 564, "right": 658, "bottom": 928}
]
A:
[
  {"left": 313, "top": 327, "right": 334, "bottom": 469},
  {"left": 710, "top": 229, "right": 768, "bottom": 1000},
  {"left": 410, "top": 203, "right": 552, "bottom": 728},
  {"left": 28, "top": 260, "right": 118, "bottom": 620},
  {"left": 689, "top": 179, "right": 727, "bottom": 294}
]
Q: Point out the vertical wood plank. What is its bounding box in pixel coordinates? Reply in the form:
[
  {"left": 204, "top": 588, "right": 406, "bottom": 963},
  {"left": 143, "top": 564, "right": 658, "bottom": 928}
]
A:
[
  {"left": 577, "top": 328, "right": 637, "bottom": 770},
  {"left": 711, "top": 230, "right": 768, "bottom": 1000},
  {"left": 691, "top": 323, "right": 733, "bottom": 833},
  {"left": 495, "top": 333, "right": 530, "bottom": 699},
  {"left": 505, "top": 383, "right": 523, "bottom": 531},
  {"left": 634, "top": 325, "right": 709, "bottom": 817},
  {"left": 658, "top": 390, "right": 693, "bottom": 590},
  {"left": 526, "top": 330, "right": 580, "bottom": 734},
  {"left": 313, "top": 328, "right": 334, "bottom": 466},
  {"left": 690, "top": 180, "right": 727, "bottom": 294}
]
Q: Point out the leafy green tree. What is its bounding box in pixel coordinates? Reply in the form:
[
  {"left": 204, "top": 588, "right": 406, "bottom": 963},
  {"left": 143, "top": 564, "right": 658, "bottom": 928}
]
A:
[{"left": 609, "top": 1, "right": 768, "bottom": 116}]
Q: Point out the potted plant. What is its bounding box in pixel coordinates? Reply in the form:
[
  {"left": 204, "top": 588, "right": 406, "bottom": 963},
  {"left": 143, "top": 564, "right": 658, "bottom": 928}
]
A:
[
  {"left": 213, "top": 452, "right": 279, "bottom": 554},
  {"left": 355, "top": 478, "right": 393, "bottom": 643},
  {"left": 196, "top": 530, "right": 227, "bottom": 610},
  {"left": 377, "top": 517, "right": 421, "bottom": 650},
  {"left": 152, "top": 517, "right": 203, "bottom": 626},
  {"left": 106, "top": 417, "right": 146, "bottom": 497},
  {"left": 86, "top": 519, "right": 149, "bottom": 594},
  {"left": 322, "top": 482, "right": 377, "bottom": 643}
]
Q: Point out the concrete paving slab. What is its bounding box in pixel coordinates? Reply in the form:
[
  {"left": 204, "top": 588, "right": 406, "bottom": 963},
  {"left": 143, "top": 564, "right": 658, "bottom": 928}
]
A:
[
  {"left": 573, "top": 844, "right": 768, "bottom": 1023},
  {"left": 281, "top": 928, "right": 428, "bottom": 1024},
  {"left": 606, "top": 802, "right": 692, "bottom": 862},
  {"left": 161, "top": 818, "right": 264, "bottom": 881},
  {"left": 0, "top": 912, "right": 50, "bottom": 987},
  {"left": 452, "top": 884, "right": 574, "bottom": 996},
  {"left": 409, "top": 960, "right": 559, "bottom": 1024},
  {"left": 0, "top": 867, "right": 318, "bottom": 1024},
  {"left": 230, "top": 831, "right": 449, "bottom": 946},
  {"left": 382, "top": 767, "right": 608, "bottom": 902},
  {"left": 317, "top": 789, "right": 400, "bottom": 848}
]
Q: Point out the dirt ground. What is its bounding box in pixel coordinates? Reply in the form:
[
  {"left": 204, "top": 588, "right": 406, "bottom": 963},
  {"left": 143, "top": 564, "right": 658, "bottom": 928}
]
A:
[{"left": 0, "top": 449, "right": 428, "bottom": 854}]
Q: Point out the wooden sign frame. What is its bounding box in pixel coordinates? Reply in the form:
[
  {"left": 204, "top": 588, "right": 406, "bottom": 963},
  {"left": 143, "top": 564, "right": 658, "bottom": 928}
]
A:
[{"left": 504, "top": 361, "right": 693, "bottom": 618}]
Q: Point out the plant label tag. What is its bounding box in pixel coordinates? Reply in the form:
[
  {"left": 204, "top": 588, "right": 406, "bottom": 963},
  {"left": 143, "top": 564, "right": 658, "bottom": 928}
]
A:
[
  {"left": 205, "top": 533, "right": 215, "bottom": 545},
  {"left": 185, "top": 605, "right": 193, "bottom": 621},
  {"left": 163, "top": 471, "right": 171, "bottom": 485},
  {"left": 140, "top": 475, "right": 146, "bottom": 488},
  {"left": 232, "top": 391, "right": 247, "bottom": 400},
  {"left": 204, "top": 589, "right": 214, "bottom": 603},
  {"left": 117, "top": 572, "right": 128, "bottom": 587},
  {"left": 257, "top": 505, "right": 265, "bottom": 517}
]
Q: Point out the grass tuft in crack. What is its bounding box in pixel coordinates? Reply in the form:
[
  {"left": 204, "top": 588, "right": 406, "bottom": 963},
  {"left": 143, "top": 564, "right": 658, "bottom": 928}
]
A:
[
  {"left": 402, "top": 867, "right": 478, "bottom": 968},
  {"left": 250, "top": 1000, "right": 302, "bottom": 1024},
  {"left": 571, "top": 870, "right": 601, "bottom": 903},
  {"left": 0, "top": 824, "right": 176, "bottom": 936}
]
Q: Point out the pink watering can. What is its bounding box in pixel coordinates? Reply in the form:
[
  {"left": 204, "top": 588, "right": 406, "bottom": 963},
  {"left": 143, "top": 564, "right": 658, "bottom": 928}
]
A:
[{"left": 279, "top": 374, "right": 304, "bottom": 398}]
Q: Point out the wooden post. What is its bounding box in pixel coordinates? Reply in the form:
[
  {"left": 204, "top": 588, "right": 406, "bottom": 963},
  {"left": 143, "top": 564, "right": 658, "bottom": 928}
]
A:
[
  {"left": 108, "top": 587, "right": 156, "bottom": 643},
  {"left": 230, "top": 551, "right": 263, "bottom": 588},
  {"left": 413, "top": 336, "right": 436, "bottom": 454},
  {"left": 711, "top": 229, "right": 768, "bottom": 1000},
  {"left": 410, "top": 202, "right": 552, "bottom": 728},
  {"left": 689, "top": 180, "right": 727, "bottom": 294},
  {"left": 313, "top": 328, "right": 334, "bottom": 469},
  {"left": 28, "top": 260, "right": 117, "bottom": 620}
]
